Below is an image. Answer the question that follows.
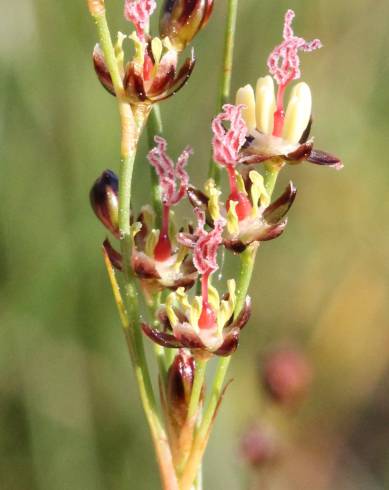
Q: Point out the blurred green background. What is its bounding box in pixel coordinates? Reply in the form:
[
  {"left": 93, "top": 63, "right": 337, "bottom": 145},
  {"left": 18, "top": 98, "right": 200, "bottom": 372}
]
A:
[{"left": 1, "top": 0, "right": 389, "bottom": 488}]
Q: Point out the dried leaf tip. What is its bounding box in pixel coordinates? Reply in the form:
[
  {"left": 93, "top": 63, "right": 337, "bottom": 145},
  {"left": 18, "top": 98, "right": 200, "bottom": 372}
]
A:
[{"left": 88, "top": 0, "right": 105, "bottom": 17}]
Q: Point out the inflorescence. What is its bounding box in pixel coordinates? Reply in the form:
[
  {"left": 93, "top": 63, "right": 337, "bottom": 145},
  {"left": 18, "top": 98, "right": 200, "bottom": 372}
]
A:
[{"left": 91, "top": 4, "right": 341, "bottom": 358}]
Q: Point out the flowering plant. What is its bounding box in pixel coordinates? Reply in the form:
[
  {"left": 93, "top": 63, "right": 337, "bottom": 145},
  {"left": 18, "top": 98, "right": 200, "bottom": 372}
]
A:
[{"left": 86, "top": 1, "right": 341, "bottom": 488}]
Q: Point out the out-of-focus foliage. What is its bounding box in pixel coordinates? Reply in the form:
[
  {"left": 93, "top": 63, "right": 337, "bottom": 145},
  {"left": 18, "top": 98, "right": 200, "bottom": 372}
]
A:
[{"left": 1, "top": 0, "right": 389, "bottom": 489}]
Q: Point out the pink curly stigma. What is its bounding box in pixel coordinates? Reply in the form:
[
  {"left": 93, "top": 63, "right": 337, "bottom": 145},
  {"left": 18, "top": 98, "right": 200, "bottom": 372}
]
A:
[
  {"left": 194, "top": 220, "right": 225, "bottom": 276},
  {"left": 147, "top": 136, "right": 192, "bottom": 208},
  {"left": 267, "top": 9, "right": 322, "bottom": 87},
  {"left": 179, "top": 209, "right": 225, "bottom": 329},
  {"left": 124, "top": 0, "right": 156, "bottom": 41},
  {"left": 179, "top": 209, "right": 225, "bottom": 276},
  {"left": 212, "top": 104, "right": 247, "bottom": 167}
]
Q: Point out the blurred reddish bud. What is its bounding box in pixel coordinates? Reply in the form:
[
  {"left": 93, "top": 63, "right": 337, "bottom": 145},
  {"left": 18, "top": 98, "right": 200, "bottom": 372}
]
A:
[
  {"left": 90, "top": 170, "right": 119, "bottom": 237},
  {"left": 160, "top": 0, "right": 214, "bottom": 51},
  {"left": 240, "top": 425, "right": 280, "bottom": 468},
  {"left": 167, "top": 350, "right": 196, "bottom": 431},
  {"left": 262, "top": 347, "right": 312, "bottom": 405}
]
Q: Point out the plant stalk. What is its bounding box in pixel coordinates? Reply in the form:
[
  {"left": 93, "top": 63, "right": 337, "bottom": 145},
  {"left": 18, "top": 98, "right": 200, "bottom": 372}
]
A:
[
  {"left": 89, "top": 7, "right": 178, "bottom": 489},
  {"left": 180, "top": 163, "right": 281, "bottom": 489},
  {"left": 179, "top": 244, "right": 257, "bottom": 490},
  {"left": 147, "top": 105, "right": 164, "bottom": 227},
  {"left": 187, "top": 359, "right": 207, "bottom": 423},
  {"left": 209, "top": 0, "right": 239, "bottom": 184}
]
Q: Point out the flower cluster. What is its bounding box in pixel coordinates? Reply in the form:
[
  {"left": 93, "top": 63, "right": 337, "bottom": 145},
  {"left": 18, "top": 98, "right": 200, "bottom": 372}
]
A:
[
  {"left": 90, "top": 8, "right": 341, "bottom": 359},
  {"left": 236, "top": 9, "right": 341, "bottom": 169},
  {"left": 93, "top": 0, "right": 214, "bottom": 103},
  {"left": 143, "top": 209, "right": 251, "bottom": 357},
  {"left": 93, "top": 138, "right": 198, "bottom": 296},
  {"left": 186, "top": 104, "right": 297, "bottom": 253}
]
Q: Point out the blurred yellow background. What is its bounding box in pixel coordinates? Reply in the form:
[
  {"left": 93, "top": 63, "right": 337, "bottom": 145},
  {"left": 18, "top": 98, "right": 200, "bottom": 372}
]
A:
[{"left": 1, "top": 0, "right": 389, "bottom": 489}]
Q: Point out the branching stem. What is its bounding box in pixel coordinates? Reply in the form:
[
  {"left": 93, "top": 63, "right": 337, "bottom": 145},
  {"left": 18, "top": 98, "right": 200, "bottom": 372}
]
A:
[{"left": 89, "top": 6, "right": 178, "bottom": 489}]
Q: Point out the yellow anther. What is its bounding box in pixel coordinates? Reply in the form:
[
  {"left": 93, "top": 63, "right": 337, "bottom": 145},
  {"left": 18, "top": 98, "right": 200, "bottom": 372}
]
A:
[
  {"left": 249, "top": 170, "right": 270, "bottom": 215},
  {"left": 146, "top": 229, "right": 159, "bottom": 257},
  {"left": 282, "top": 82, "right": 312, "bottom": 144},
  {"left": 227, "top": 200, "right": 239, "bottom": 235},
  {"left": 255, "top": 76, "right": 276, "bottom": 135},
  {"left": 205, "top": 179, "right": 221, "bottom": 220},
  {"left": 236, "top": 85, "right": 256, "bottom": 131}
]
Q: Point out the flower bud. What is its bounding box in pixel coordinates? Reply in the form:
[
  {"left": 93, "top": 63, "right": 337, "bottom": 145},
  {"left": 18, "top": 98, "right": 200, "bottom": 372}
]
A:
[
  {"left": 159, "top": 0, "right": 214, "bottom": 51},
  {"left": 262, "top": 347, "right": 312, "bottom": 406},
  {"left": 167, "top": 351, "right": 195, "bottom": 431},
  {"left": 90, "top": 170, "right": 119, "bottom": 237},
  {"left": 240, "top": 425, "right": 280, "bottom": 468}
]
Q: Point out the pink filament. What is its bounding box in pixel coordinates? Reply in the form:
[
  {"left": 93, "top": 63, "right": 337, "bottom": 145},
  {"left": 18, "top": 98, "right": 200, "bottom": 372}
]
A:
[
  {"left": 225, "top": 165, "right": 252, "bottom": 221},
  {"left": 272, "top": 83, "right": 287, "bottom": 137},
  {"left": 153, "top": 204, "right": 172, "bottom": 261},
  {"left": 198, "top": 272, "right": 217, "bottom": 330}
]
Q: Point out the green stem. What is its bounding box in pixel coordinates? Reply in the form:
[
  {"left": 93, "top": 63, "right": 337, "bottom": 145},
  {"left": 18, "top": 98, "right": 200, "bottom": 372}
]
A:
[
  {"left": 118, "top": 107, "right": 177, "bottom": 488},
  {"left": 147, "top": 105, "right": 163, "bottom": 227},
  {"left": 150, "top": 293, "right": 169, "bottom": 386},
  {"left": 218, "top": 0, "right": 239, "bottom": 107},
  {"left": 187, "top": 359, "right": 207, "bottom": 422},
  {"left": 208, "top": 0, "right": 239, "bottom": 184},
  {"left": 92, "top": 10, "right": 125, "bottom": 95},
  {"left": 103, "top": 235, "right": 178, "bottom": 490},
  {"left": 88, "top": 7, "right": 178, "bottom": 489},
  {"left": 179, "top": 356, "right": 228, "bottom": 490},
  {"left": 264, "top": 163, "right": 281, "bottom": 196},
  {"left": 234, "top": 242, "right": 259, "bottom": 317}
]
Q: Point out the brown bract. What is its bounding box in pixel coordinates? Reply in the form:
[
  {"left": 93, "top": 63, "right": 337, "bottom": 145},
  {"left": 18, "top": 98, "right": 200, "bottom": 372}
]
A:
[
  {"left": 90, "top": 170, "right": 119, "bottom": 237},
  {"left": 240, "top": 120, "right": 342, "bottom": 170}
]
